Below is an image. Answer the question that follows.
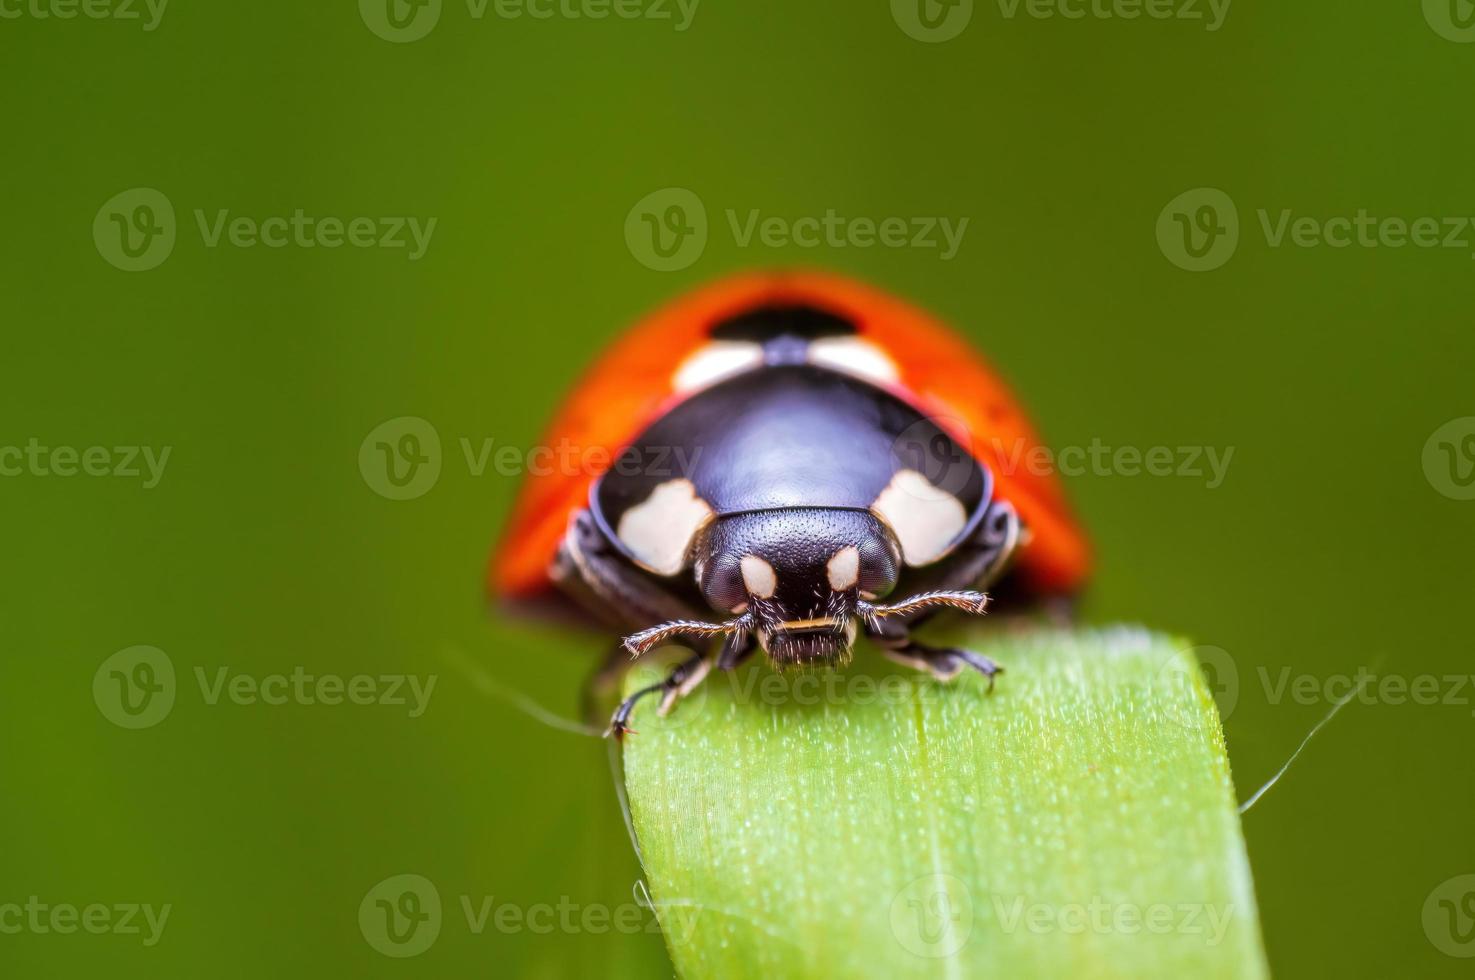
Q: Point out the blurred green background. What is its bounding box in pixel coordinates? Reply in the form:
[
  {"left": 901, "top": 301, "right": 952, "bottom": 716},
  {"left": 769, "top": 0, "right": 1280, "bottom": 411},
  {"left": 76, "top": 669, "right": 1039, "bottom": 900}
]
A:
[{"left": 3, "top": 1, "right": 1474, "bottom": 976}]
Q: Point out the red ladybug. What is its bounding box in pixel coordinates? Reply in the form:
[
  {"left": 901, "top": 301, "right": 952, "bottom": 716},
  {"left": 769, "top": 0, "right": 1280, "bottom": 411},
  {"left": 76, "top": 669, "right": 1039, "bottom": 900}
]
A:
[{"left": 492, "top": 271, "right": 1089, "bottom": 737}]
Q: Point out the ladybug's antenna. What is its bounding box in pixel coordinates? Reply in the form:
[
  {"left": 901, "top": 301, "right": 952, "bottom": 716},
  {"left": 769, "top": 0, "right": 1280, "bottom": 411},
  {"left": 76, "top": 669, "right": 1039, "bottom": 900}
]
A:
[
  {"left": 622, "top": 590, "right": 988, "bottom": 660},
  {"left": 856, "top": 590, "right": 990, "bottom": 628},
  {"left": 623, "top": 613, "right": 753, "bottom": 660}
]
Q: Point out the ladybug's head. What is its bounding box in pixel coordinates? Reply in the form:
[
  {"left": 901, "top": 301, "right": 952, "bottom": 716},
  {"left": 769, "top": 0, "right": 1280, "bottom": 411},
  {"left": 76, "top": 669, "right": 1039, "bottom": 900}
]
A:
[
  {"left": 619, "top": 507, "right": 992, "bottom": 669},
  {"left": 693, "top": 509, "right": 901, "bottom": 667}
]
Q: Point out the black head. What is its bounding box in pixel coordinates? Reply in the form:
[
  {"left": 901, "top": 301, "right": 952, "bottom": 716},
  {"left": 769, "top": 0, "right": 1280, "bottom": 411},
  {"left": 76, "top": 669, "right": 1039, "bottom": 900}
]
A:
[{"left": 693, "top": 508, "right": 901, "bottom": 667}]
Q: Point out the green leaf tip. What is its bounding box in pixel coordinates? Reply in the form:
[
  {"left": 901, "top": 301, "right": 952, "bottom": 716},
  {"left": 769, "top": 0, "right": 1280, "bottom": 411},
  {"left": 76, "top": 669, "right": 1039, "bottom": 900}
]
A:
[{"left": 620, "top": 627, "right": 1268, "bottom": 979}]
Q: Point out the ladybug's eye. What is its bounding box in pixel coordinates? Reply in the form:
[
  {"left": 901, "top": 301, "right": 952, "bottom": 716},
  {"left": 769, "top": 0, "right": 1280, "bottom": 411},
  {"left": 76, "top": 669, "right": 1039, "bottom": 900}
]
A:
[
  {"left": 697, "top": 554, "right": 750, "bottom": 613},
  {"left": 854, "top": 537, "right": 900, "bottom": 599}
]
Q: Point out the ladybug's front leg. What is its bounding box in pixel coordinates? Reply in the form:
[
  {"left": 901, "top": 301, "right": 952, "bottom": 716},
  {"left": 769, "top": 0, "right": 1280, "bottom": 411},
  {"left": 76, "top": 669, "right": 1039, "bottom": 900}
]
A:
[
  {"left": 868, "top": 618, "right": 1003, "bottom": 692},
  {"left": 605, "top": 632, "right": 755, "bottom": 738},
  {"left": 605, "top": 646, "right": 712, "bottom": 740},
  {"left": 715, "top": 630, "right": 755, "bottom": 672}
]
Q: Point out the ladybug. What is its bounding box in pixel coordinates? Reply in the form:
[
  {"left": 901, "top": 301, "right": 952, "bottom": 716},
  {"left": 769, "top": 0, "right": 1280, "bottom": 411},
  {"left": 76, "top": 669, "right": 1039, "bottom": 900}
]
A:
[{"left": 492, "top": 272, "right": 1089, "bottom": 737}]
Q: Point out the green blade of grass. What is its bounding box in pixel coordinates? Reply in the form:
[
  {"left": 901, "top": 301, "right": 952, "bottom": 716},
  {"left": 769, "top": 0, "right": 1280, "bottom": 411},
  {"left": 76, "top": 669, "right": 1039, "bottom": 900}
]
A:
[{"left": 620, "top": 627, "right": 1267, "bottom": 979}]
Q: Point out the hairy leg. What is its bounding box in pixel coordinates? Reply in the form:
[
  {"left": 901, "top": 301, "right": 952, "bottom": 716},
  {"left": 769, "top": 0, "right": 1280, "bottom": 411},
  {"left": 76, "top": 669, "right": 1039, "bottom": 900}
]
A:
[
  {"left": 605, "top": 647, "right": 708, "bottom": 739},
  {"left": 602, "top": 631, "right": 757, "bottom": 738},
  {"left": 868, "top": 617, "right": 1003, "bottom": 690}
]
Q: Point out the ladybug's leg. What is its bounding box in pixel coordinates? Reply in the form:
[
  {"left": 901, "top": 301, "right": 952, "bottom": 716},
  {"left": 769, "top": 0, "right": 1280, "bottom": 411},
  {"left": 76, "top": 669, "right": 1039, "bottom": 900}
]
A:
[
  {"left": 579, "top": 642, "right": 632, "bottom": 726},
  {"left": 605, "top": 646, "right": 712, "bottom": 740},
  {"left": 605, "top": 631, "right": 755, "bottom": 738},
  {"left": 858, "top": 501, "right": 1016, "bottom": 690},
  {"left": 868, "top": 618, "right": 1003, "bottom": 692},
  {"left": 716, "top": 630, "right": 755, "bottom": 672}
]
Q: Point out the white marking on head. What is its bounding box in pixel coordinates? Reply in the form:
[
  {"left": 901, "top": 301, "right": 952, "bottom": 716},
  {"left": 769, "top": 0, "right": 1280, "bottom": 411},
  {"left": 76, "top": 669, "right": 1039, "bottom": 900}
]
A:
[
  {"left": 806, "top": 336, "right": 900, "bottom": 385},
  {"left": 826, "top": 545, "right": 860, "bottom": 591},
  {"left": 870, "top": 469, "right": 967, "bottom": 566},
  {"left": 779, "top": 617, "right": 839, "bottom": 629},
  {"left": 673, "top": 340, "right": 765, "bottom": 392},
  {"left": 740, "top": 554, "right": 777, "bottom": 599},
  {"left": 615, "top": 479, "right": 713, "bottom": 576}
]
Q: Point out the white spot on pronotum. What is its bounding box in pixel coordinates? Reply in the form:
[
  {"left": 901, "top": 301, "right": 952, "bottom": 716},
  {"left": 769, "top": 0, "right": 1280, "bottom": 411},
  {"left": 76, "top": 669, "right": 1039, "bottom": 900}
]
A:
[
  {"left": 871, "top": 469, "right": 967, "bottom": 565},
  {"left": 616, "top": 479, "right": 713, "bottom": 576},
  {"left": 827, "top": 545, "right": 860, "bottom": 591},
  {"left": 672, "top": 340, "right": 765, "bottom": 392},
  {"left": 806, "top": 336, "right": 900, "bottom": 385},
  {"left": 740, "top": 554, "right": 777, "bottom": 598}
]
